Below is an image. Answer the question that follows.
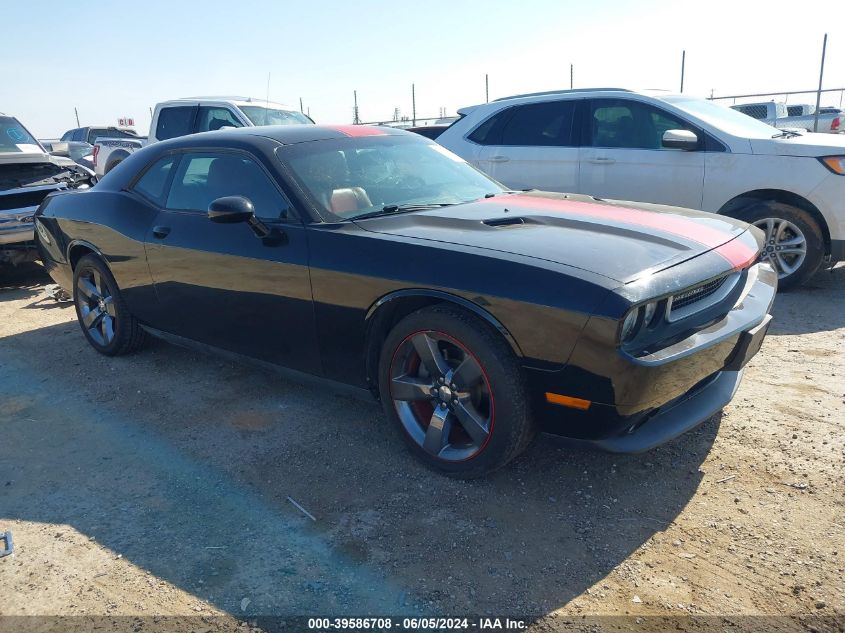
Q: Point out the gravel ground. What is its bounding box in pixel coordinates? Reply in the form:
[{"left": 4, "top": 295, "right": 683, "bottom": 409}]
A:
[{"left": 0, "top": 263, "right": 843, "bottom": 631}]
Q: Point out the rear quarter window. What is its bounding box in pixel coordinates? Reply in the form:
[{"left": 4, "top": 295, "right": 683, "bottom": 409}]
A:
[{"left": 132, "top": 156, "right": 177, "bottom": 205}]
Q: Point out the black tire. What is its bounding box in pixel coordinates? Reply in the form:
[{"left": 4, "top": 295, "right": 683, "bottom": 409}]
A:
[
  {"left": 104, "top": 158, "right": 123, "bottom": 174},
  {"left": 378, "top": 304, "right": 535, "bottom": 478},
  {"left": 72, "top": 254, "right": 146, "bottom": 356},
  {"left": 729, "top": 201, "right": 824, "bottom": 291}
]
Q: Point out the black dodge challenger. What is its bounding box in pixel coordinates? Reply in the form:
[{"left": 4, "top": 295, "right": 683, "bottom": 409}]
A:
[{"left": 35, "top": 125, "right": 776, "bottom": 477}]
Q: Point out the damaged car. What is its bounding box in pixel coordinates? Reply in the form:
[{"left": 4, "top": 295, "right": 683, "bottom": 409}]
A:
[{"left": 1, "top": 114, "right": 94, "bottom": 268}]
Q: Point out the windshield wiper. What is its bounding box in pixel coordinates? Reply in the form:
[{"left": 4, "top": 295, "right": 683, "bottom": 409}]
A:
[
  {"left": 772, "top": 130, "right": 802, "bottom": 138},
  {"left": 352, "top": 203, "right": 454, "bottom": 221}
]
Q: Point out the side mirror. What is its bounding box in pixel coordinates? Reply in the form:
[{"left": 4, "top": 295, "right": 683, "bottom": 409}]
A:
[
  {"left": 662, "top": 129, "right": 699, "bottom": 150},
  {"left": 49, "top": 142, "right": 71, "bottom": 158},
  {"left": 208, "top": 196, "right": 255, "bottom": 223}
]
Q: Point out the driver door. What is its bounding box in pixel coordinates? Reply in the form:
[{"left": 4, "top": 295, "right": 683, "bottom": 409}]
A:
[{"left": 142, "top": 149, "right": 320, "bottom": 374}]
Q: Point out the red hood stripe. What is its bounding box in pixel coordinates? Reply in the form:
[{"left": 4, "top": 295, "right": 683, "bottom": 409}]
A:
[
  {"left": 483, "top": 195, "right": 757, "bottom": 270},
  {"left": 330, "top": 125, "right": 387, "bottom": 137}
]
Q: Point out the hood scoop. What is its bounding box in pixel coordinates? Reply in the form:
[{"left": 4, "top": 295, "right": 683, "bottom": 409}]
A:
[{"left": 483, "top": 216, "right": 530, "bottom": 228}]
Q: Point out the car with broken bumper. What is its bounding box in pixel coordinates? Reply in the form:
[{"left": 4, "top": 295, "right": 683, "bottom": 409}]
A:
[
  {"left": 1, "top": 114, "right": 95, "bottom": 267},
  {"left": 35, "top": 125, "right": 775, "bottom": 476}
]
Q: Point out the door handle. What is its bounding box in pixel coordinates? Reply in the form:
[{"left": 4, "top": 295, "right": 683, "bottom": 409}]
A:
[
  {"left": 152, "top": 226, "right": 171, "bottom": 239},
  {"left": 488, "top": 155, "right": 510, "bottom": 163},
  {"left": 589, "top": 157, "right": 616, "bottom": 165}
]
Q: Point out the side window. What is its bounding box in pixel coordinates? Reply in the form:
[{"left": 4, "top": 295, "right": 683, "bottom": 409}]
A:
[
  {"left": 72, "top": 129, "right": 86, "bottom": 142},
  {"left": 467, "top": 109, "right": 512, "bottom": 145},
  {"left": 60, "top": 130, "right": 74, "bottom": 141},
  {"left": 500, "top": 101, "right": 576, "bottom": 146},
  {"left": 155, "top": 107, "right": 197, "bottom": 141},
  {"left": 589, "top": 99, "right": 694, "bottom": 150},
  {"left": 132, "top": 156, "right": 177, "bottom": 205},
  {"left": 196, "top": 107, "right": 243, "bottom": 133},
  {"left": 165, "top": 152, "right": 289, "bottom": 219}
]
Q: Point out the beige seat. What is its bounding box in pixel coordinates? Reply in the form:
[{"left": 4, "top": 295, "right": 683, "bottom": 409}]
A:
[{"left": 330, "top": 187, "right": 372, "bottom": 214}]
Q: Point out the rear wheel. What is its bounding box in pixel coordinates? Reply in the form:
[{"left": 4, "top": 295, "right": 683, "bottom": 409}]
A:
[
  {"left": 73, "top": 254, "right": 146, "bottom": 355},
  {"left": 730, "top": 201, "right": 824, "bottom": 290},
  {"left": 104, "top": 158, "right": 124, "bottom": 174},
  {"left": 378, "top": 305, "right": 535, "bottom": 478}
]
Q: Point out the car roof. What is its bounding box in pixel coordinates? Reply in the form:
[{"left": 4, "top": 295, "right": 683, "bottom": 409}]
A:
[
  {"left": 163, "top": 124, "right": 413, "bottom": 146},
  {"left": 159, "top": 97, "right": 299, "bottom": 110}
]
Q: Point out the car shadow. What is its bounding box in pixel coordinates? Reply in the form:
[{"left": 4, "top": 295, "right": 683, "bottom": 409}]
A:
[
  {"left": 0, "top": 319, "right": 717, "bottom": 619},
  {"left": 0, "top": 263, "right": 51, "bottom": 302},
  {"left": 768, "top": 264, "right": 845, "bottom": 336}
]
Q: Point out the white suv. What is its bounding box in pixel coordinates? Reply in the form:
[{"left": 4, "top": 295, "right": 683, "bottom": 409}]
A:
[{"left": 437, "top": 88, "right": 845, "bottom": 289}]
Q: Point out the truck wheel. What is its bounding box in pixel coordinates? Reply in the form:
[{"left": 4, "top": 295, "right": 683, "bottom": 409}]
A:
[
  {"left": 104, "top": 158, "right": 124, "bottom": 174},
  {"left": 731, "top": 201, "right": 824, "bottom": 290}
]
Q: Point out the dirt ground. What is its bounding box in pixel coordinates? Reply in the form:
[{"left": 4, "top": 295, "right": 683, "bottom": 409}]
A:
[{"left": 0, "top": 263, "right": 843, "bottom": 631}]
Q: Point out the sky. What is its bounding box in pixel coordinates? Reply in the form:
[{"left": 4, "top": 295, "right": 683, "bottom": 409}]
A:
[{"left": 4, "top": 0, "right": 843, "bottom": 138}]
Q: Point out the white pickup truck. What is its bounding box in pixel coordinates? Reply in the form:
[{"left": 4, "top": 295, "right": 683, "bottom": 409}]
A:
[
  {"left": 93, "top": 97, "right": 312, "bottom": 177},
  {"left": 731, "top": 101, "right": 841, "bottom": 134}
]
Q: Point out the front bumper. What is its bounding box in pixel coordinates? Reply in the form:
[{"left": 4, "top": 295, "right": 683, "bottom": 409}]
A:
[
  {"left": 558, "top": 369, "right": 742, "bottom": 453},
  {"left": 528, "top": 263, "right": 776, "bottom": 450},
  {"left": 0, "top": 209, "right": 36, "bottom": 246}
]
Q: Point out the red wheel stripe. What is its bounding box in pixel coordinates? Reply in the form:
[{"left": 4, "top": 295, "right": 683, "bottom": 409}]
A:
[{"left": 390, "top": 329, "right": 495, "bottom": 463}]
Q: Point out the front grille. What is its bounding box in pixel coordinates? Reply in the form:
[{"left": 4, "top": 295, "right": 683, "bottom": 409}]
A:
[{"left": 671, "top": 276, "right": 727, "bottom": 311}]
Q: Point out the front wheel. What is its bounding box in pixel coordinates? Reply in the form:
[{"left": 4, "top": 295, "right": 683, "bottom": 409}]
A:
[
  {"left": 378, "top": 305, "right": 535, "bottom": 478},
  {"left": 73, "top": 254, "right": 146, "bottom": 355},
  {"left": 730, "top": 202, "right": 824, "bottom": 290}
]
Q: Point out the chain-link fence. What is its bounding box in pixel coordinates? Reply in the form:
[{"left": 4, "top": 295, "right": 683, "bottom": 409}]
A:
[{"left": 709, "top": 88, "right": 845, "bottom": 133}]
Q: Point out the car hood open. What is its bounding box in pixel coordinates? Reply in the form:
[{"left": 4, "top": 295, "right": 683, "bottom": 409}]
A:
[{"left": 355, "top": 192, "right": 754, "bottom": 284}]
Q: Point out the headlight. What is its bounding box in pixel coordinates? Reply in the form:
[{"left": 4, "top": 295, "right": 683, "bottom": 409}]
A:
[
  {"left": 620, "top": 301, "right": 661, "bottom": 343},
  {"left": 819, "top": 156, "right": 845, "bottom": 175},
  {"left": 642, "top": 301, "right": 657, "bottom": 328},
  {"left": 620, "top": 308, "right": 640, "bottom": 342}
]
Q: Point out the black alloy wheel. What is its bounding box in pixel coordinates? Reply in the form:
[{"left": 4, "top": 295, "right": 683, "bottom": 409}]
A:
[
  {"left": 389, "top": 329, "right": 494, "bottom": 461},
  {"left": 72, "top": 254, "right": 146, "bottom": 356},
  {"left": 378, "top": 305, "right": 535, "bottom": 477}
]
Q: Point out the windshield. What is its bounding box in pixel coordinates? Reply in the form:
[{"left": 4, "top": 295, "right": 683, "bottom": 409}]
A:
[
  {"left": 661, "top": 96, "right": 780, "bottom": 138},
  {"left": 280, "top": 135, "right": 503, "bottom": 220},
  {"left": 239, "top": 106, "right": 312, "bottom": 126},
  {"left": 0, "top": 117, "right": 43, "bottom": 153}
]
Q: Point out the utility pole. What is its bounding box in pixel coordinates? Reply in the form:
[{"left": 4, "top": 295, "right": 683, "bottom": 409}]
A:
[
  {"left": 353, "top": 90, "right": 360, "bottom": 124},
  {"left": 485, "top": 74, "right": 489, "bottom": 103},
  {"left": 680, "top": 50, "right": 686, "bottom": 93},
  {"left": 74, "top": 107, "right": 80, "bottom": 127},
  {"left": 814, "top": 33, "right": 828, "bottom": 133},
  {"left": 411, "top": 83, "right": 416, "bottom": 126},
  {"left": 300, "top": 97, "right": 304, "bottom": 114},
  {"left": 570, "top": 64, "right": 573, "bottom": 90}
]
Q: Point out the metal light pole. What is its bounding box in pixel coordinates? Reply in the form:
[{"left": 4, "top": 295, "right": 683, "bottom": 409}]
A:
[
  {"left": 353, "top": 90, "right": 360, "bottom": 124},
  {"left": 485, "top": 74, "right": 489, "bottom": 103},
  {"left": 814, "top": 34, "right": 828, "bottom": 133},
  {"left": 570, "top": 64, "right": 573, "bottom": 90},
  {"left": 74, "top": 107, "right": 80, "bottom": 127},
  {"left": 412, "top": 83, "right": 416, "bottom": 126},
  {"left": 680, "top": 50, "right": 686, "bottom": 93}
]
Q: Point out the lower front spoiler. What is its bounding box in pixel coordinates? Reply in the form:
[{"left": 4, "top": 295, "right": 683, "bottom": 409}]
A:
[{"left": 551, "top": 369, "right": 742, "bottom": 454}]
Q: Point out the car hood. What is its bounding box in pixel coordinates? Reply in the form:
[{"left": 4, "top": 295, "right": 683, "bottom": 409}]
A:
[
  {"left": 751, "top": 132, "right": 845, "bottom": 157},
  {"left": 354, "top": 192, "right": 755, "bottom": 284}
]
